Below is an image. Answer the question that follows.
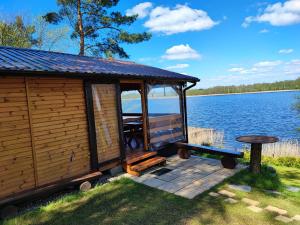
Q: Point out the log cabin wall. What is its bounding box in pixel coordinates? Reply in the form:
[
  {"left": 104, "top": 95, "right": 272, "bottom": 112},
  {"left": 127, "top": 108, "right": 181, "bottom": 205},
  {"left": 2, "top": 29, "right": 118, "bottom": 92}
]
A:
[
  {"left": 27, "top": 77, "right": 90, "bottom": 186},
  {"left": 0, "top": 77, "right": 35, "bottom": 199},
  {"left": 0, "top": 76, "right": 91, "bottom": 199}
]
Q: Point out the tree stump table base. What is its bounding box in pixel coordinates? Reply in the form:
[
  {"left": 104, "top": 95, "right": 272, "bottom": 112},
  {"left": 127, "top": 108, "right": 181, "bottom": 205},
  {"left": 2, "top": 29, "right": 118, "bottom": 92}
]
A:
[{"left": 236, "top": 135, "right": 278, "bottom": 174}]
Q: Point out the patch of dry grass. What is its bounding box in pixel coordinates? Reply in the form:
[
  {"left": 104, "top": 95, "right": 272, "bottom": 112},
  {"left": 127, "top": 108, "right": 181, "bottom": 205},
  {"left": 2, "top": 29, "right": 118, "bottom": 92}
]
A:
[
  {"left": 262, "top": 140, "right": 300, "bottom": 157},
  {"left": 188, "top": 127, "right": 224, "bottom": 147}
]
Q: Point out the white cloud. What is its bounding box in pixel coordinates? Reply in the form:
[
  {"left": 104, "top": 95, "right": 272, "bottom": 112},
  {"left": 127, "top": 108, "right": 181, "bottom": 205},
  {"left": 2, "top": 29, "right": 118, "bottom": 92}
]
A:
[
  {"left": 200, "top": 59, "right": 300, "bottom": 88},
  {"left": 259, "top": 29, "right": 269, "bottom": 33},
  {"left": 279, "top": 48, "right": 294, "bottom": 54},
  {"left": 226, "top": 60, "right": 284, "bottom": 76},
  {"left": 285, "top": 59, "right": 300, "bottom": 74},
  {"left": 166, "top": 64, "right": 189, "bottom": 70},
  {"left": 228, "top": 67, "right": 245, "bottom": 73},
  {"left": 144, "top": 4, "right": 218, "bottom": 35},
  {"left": 243, "top": 0, "right": 300, "bottom": 27},
  {"left": 162, "top": 44, "right": 201, "bottom": 60},
  {"left": 126, "top": 2, "right": 153, "bottom": 19},
  {"left": 289, "top": 59, "right": 300, "bottom": 65},
  {"left": 254, "top": 60, "right": 282, "bottom": 67}
]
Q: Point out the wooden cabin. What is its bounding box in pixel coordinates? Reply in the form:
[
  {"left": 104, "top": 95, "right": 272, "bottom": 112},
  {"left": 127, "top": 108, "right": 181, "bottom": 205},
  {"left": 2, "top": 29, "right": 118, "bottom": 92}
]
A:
[{"left": 0, "top": 46, "right": 199, "bottom": 207}]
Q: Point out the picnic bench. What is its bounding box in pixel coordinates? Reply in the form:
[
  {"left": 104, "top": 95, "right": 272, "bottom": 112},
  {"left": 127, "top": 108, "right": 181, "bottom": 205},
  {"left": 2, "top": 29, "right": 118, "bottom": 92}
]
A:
[{"left": 174, "top": 142, "right": 244, "bottom": 169}]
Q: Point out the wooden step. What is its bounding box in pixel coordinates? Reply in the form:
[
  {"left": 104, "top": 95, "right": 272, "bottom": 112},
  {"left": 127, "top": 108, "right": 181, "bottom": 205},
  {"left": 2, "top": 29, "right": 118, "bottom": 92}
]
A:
[
  {"left": 126, "top": 151, "right": 157, "bottom": 165},
  {"left": 130, "top": 156, "right": 166, "bottom": 172}
]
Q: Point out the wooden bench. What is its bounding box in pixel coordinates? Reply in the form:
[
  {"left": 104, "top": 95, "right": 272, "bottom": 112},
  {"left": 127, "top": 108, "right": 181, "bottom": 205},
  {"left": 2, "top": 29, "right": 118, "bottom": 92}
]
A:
[{"left": 174, "top": 142, "right": 244, "bottom": 169}]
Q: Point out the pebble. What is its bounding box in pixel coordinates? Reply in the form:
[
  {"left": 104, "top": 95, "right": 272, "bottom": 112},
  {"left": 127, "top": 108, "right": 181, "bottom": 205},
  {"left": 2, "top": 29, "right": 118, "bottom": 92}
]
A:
[
  {"left": 265, "top": 205, "right": 287, "bottom": 215},
  {"left": 292, "top": 215, "right": 300, "bottom": 221},
  {"left": 242, "top": 198, "right": 260, "bottom": 206},
  {"left": 208, "top": 192, "right": 220, "bottom": 197},
  {"left": 275, "top": 215, "right": 293, "bottom": 223},
  {"left": 218, "top": 189, "right": 236, "bottom": 198},
  {"left": 228, "top": 184, "right": 251, "bottom": 192},
  {"left": 224, "top": 198, "right": 238, "bottom": 204},
  {"left": 286, "top": 186, "right": 300, "bottom": 192},
  {"left": 247, "top": 205, "right": 263, "bottom": 213}
]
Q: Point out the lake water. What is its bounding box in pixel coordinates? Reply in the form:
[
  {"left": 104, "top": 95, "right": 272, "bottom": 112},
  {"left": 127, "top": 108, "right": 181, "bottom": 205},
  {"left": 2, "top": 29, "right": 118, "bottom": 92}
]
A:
[
  {"left": 122, "top": 91, "right": 300, "bottom": 149},
  {"left": 187, "top": 91, "right": 300, "bottom": 149}
]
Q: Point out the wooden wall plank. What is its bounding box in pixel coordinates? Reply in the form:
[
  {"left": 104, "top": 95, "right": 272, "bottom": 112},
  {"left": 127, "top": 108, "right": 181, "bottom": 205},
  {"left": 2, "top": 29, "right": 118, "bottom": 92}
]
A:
[
  {"left": 0, "top": 77, "right": 35, "bottom": 199},
  {"left": 28, "top": 77, "right": 91, "bottom": 186}
]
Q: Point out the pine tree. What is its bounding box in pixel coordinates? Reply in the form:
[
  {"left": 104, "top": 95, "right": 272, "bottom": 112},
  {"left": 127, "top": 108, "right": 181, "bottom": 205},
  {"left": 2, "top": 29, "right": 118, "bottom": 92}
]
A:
[
  {"left": 0, "top": 16, "right": 36, "bottom": 48},
  {"left": 44, "top": 0, "right": 151, "bottom": 57}
]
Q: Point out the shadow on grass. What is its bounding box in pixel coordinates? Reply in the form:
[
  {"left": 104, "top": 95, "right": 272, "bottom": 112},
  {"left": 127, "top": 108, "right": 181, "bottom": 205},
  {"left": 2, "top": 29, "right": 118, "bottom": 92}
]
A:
[
  {"left": 279, "top": 169, "right": 300, "bottom": 181},
  {"left": 225, "top": 165, "right": 283, "bottom": 191},
  {"left": 3, "top": 178, "right": 230, "bottom": 225}
]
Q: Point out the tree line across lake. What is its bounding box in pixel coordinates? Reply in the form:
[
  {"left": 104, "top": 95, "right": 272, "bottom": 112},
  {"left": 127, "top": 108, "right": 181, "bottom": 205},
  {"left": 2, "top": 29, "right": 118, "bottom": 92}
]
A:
[{"left": 187, "top": 78, "right": 300, "bottom": 96}]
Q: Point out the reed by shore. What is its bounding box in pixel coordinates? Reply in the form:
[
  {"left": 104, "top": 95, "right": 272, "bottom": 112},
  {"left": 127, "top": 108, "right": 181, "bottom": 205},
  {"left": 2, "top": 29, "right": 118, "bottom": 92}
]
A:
[{"left": 188, "top": 126, "right": 300, "bottom": 158}]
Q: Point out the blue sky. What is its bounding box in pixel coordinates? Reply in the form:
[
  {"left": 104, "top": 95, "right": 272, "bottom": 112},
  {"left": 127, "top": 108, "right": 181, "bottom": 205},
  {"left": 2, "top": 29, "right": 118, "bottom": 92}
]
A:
[{"left": 1, "top": 0, "right": 300, "bottom": 88}]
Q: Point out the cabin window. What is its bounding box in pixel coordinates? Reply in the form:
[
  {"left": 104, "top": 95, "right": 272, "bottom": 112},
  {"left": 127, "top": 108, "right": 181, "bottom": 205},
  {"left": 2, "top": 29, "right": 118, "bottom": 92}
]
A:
[
  {"left": 121, "top": 90, "right": 142, "bottom": 113},
  {"left": 147, "top": 84, "right": 184, "bottom": 149}
]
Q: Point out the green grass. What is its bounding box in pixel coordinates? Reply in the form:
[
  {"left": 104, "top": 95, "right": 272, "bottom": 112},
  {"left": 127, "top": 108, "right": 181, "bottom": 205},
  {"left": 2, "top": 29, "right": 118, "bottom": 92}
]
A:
[
  {"left": 243, "top": 152, "right": 300, "bottom": 169},
  {"left": 2, "top": 165, "right": 300, "bottom": 225}
]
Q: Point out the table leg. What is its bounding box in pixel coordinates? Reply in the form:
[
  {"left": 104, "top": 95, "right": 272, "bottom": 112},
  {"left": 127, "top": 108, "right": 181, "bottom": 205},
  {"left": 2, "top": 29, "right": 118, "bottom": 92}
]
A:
[{"left": 250, "top": 143, "right": 262, "bottom": 173}]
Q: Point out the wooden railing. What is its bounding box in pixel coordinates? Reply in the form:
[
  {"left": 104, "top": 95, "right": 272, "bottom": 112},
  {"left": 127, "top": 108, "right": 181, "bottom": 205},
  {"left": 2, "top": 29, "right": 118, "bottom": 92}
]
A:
[{"left": 149, "top": 114, "right": 184, "bottom": 148}]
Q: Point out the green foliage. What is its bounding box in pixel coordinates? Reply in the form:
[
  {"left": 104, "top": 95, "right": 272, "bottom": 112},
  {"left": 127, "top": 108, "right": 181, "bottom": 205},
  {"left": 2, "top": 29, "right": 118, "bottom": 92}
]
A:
[
  {"left": 187, "top": 78, "right": 300, "bottom": 96},
  {"left": 34, "top": 16, "right": 69, "bottom": 51},
  {"left": 0, "top": 16, "right": 36, "bottom": 48},
  {"left": 243, "top": 151, "right": 300, "bottom": 169},
  {"left": 44, "top": 0, "right": 151, "bottom": 57}
]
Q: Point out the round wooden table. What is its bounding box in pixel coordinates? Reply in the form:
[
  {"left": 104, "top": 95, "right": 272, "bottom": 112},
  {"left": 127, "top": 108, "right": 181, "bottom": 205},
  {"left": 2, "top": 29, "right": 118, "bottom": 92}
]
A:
[{"left": 236, "top": 135, "right": 279, "bottom": 174}]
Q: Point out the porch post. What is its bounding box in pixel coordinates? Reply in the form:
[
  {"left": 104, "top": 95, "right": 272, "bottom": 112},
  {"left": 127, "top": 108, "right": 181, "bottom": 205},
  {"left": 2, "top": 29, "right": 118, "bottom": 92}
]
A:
[
  {"left": 141, "top": 81, "right": 150, "bottom": 150},
  {"left": 115, "top": 82, "right": 126, "bottom": 161},
  {"left": 84, "top": 80, "right": 99, "bottom": 171},
  {"left": 183, "top": 84, "right": 189, "bottom": 143}
]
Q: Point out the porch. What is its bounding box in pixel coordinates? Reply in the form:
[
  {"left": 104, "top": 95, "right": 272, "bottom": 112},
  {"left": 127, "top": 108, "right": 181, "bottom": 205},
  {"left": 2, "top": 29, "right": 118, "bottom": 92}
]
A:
[{"left": 125, "top": 155, "right": 245, "bottom": 199}]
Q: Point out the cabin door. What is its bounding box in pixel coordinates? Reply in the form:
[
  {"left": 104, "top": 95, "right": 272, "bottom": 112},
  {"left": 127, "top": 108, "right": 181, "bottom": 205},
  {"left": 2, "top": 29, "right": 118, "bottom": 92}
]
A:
[{"left": 90, "top": 83, "right": 122, "bottom": 167}]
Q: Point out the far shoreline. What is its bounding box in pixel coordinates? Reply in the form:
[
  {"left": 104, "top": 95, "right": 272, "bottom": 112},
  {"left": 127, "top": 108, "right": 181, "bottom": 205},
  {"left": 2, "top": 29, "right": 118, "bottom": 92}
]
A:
[{"left": 187, "top": 89, "right": 300, "bottom": 97}]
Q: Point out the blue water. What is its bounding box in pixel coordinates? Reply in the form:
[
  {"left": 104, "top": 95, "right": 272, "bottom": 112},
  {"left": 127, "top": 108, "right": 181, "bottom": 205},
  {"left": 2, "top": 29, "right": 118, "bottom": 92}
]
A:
[
  {"left": 187, "top": 91, "right": 300, "bottom": 149},
  {"left": 122, "top": 91, "right": 300, "bottom": 149}
]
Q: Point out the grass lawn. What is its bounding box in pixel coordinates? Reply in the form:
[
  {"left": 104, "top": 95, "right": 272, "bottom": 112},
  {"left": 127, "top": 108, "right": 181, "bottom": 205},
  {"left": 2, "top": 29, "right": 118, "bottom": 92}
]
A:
[{"left": 1, "top": 165, "right": 300, "bottom": 225}]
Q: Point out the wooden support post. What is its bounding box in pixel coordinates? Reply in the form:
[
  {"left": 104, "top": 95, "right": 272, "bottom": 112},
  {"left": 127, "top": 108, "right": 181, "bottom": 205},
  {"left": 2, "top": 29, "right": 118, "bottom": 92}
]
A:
[
  {"left": 250, "top": 143, "right": 262, "bottom": 174},
  {"left": 141, "top": 81, "right": 149, "bottom": 151},
  {"left": 182, "top": 87, "right": 189, "bottom": 143},
  {"left": 84, "top": 81, "right": 99, "bottom": 171},
  {"left": 178, "top": 85, "right": 186, "bottom": 142},
  {"left": 115, "top": 82, "right": 126, "bottom": 162}
]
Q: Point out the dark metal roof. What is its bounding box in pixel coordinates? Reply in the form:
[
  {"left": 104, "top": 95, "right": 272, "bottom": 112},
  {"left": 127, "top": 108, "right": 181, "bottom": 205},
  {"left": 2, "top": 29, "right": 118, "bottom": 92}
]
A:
[{"left": 0, "top": 46, "right": 199, "bottom": 82}]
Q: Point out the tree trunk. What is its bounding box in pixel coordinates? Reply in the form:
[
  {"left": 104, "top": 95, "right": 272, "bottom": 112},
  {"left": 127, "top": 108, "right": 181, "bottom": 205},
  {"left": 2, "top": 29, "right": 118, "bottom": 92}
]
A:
[
  {"left": 77, "top": 0, "right": 84, "bottom": 55},
  {"left": 250, "top": 143, "right": 262, "bottom": 174}
]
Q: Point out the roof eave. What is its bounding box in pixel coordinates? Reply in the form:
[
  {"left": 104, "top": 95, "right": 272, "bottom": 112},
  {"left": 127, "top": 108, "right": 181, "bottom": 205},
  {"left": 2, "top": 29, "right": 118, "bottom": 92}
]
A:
[{"left": 0, "top": 69, "right": 199, "bottom": 83}]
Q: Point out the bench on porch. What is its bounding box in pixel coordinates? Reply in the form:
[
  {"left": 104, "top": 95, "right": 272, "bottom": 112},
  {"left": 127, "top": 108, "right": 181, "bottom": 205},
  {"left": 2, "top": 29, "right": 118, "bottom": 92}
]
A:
[{"left": 174, "top": 142, "right": 244, "bottom": 169}]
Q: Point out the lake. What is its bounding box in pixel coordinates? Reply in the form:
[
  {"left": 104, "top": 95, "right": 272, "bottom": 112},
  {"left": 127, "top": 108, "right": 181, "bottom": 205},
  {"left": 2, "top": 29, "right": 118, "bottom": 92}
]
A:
[
  {"left": 187, "top": 91, "right": 300, "bottom": 149},
  {"left": 122, "top": 90, "right": 300, "bottom": 149}
]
